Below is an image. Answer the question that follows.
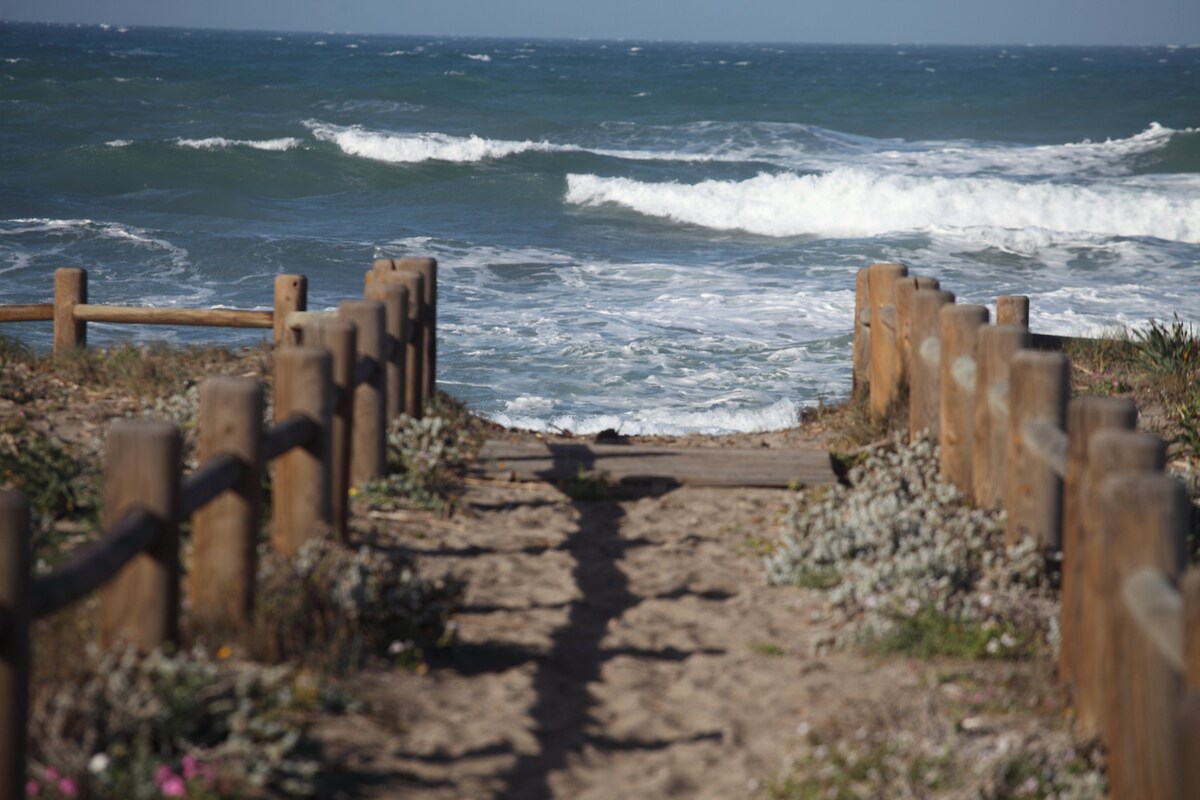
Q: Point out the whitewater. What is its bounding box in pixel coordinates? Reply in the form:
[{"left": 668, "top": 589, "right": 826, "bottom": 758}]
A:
[{"left": 2, "top": 24, "right": 1199, "bottom": 434}]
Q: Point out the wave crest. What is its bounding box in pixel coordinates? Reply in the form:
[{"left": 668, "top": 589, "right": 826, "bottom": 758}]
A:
[
  {"left": 564, "top": 169, "right": 1200, "bottom": 243},
  {"left": 175, "top": 137, "right": 301, "bottom": 151}
]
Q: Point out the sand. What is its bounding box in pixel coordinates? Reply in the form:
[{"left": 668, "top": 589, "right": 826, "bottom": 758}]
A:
[{"left": 308, "top": 439, "right": 1069, "bottom": 799}]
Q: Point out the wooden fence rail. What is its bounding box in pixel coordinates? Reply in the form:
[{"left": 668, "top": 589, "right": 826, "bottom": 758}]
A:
[
  {"left": 853, "top": 260, "right": 1198, "bottom": 799},
  {"left": 0, "top": 258, "right": 438, "bottom": 799}
]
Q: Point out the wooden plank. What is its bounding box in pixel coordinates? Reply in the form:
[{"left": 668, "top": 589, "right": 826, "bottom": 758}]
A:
[{"left": 471, "top": 441, "right": 836, "bottom": 488}]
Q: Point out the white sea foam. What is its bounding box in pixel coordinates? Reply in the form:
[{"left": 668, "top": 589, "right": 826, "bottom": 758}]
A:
[
  {"left": 465, "top": 53, "right": 491, "bottom": 62},
  {"left": 305, "top": 121, "right": 739, "bottom": 165},
  {"left": 564, "top": 169, "right": 1200, "bottom": 243},
  {"left": 490, "top": 397, "right": 804, "bottom": 436},
  {"left": 106, "top": 139, "right": 132, "bottom": 148},
  {"left": 175, "top": 137, "right": 301, "bottom": 151}
]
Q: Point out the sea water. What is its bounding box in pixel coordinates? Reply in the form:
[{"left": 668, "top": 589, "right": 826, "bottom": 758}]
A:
[{"left": 2, "top": 23, "right": 1198, "bottom": 434}]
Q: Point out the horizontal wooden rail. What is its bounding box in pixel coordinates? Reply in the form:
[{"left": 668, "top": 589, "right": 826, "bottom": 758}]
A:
[
  {"left": 30, "top": 510, "right": 159, "bottom": 618},
  {"left": 73, "top": 304, "right": 272, "bottom": 329},
  {"left": 179, "top": 453, "right": 246, "bottom": 520},
  {"left": 0, "top": 305, "right": 53, "bottom": 323},
  {"left": 262, "top": 414, "right": 318, "bottom": 462},
  {"left": 1124, "top": 566, "right": 1185, "bottom": 674},
  {"left": 1021, "top": 417, "right": 1068, "bottom": 478}
]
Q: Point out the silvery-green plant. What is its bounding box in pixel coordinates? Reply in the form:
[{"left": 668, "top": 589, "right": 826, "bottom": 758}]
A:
[{"left": 766, "top": 434, "right": 1057, "bottom": 657}]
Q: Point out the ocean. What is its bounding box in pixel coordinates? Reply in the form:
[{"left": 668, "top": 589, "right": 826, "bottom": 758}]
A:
[{"left": 2, "top": 22, "right": 1198, "bottom": 434}]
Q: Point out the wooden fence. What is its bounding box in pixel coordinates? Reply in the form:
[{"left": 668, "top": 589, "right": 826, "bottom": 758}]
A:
[
  {"left": 853, "top": 261, "right": 1198, "bottom": 800},
  {"left": 0, "top": 256, "right": 437, "bottom": 800}
]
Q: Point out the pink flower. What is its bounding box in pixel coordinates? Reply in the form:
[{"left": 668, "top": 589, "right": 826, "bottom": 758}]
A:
[
  {"left": 160, "top": 774, "right": 187, "bottom": 797},
  {"left": 43, "top": 768, "right": 59, "bottom": 782},
  {"left": 181, "top": 755, "right": 198, "bottom": 780},
  {"left": 155, "top": 765, "right": 173, "bottom": 786},
  {"left": 25, "top": 779, "right": 41, "bottom": 797},
  {"left": 57, "top": 778, "right": 78, "bottom": 797}
]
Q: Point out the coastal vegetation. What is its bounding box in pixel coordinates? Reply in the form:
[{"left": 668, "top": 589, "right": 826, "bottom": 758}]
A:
[{"left": 0, "top": 336, "right": 468, "bottom": 798}]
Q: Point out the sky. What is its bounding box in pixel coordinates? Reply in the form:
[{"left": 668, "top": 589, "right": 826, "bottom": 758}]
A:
[{"left": 1, "top": 0, "right": 1198, "bottom": 46}]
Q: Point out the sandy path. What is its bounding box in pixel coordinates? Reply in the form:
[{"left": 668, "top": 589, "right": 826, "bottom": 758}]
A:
[{"left": 310, "top": 471, "right": 944, "bottom": 799}]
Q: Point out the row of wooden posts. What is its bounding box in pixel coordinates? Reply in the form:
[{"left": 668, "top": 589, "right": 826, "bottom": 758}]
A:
[
  {"left": 853, "top": 262, "right": 1198, "bottom": 800},
  {"left": 0, "top": 257, "right": 439, "bottom": 800}
]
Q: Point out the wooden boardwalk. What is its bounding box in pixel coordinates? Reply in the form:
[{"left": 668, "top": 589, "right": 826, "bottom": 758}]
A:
[{"left": 471, "top": 440, "right": 837, "bottom": 488}]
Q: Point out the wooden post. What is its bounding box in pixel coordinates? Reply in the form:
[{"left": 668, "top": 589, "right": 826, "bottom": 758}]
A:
[
  {"left": 852, "top": 267, "right": 871, "bottom": 399},
  {"left": 375, "top": 257, "right": 437, "bottom": 403},
  {"left": 272, "top": 346, "right": 333, "bottom": 556},
  {"left": 273, "top": 274, "right": 307, "bottom": 348},
  {"left": 908, "top": 289, "right": 954, "bottom": 441},
  {"left": 101, "top": 420, "right": 182, "bottom": 652},
  {"left": 895, "top": 276, "right": 939, "bottom": 378},
  {"left": 378, "top": 270, "right": 425, "bottom": 418},
  {"left": 365, "top": 280, "right": 409, "bottom": 422},
  {"left": 868, "top": 263, "right": 908, "bottom": 419},
  {"left": 1077, "top": 430, "right": 1165, "bottom": 748},
  {"left": 1059, "top": 397, "right": 1137, "bottom": 692},
  {"left": 340, "top": 300, "right": 386, "bottom": 484},
  {"left": 0, "top": 491, "right": 30, "bottom": 800},
  {"left": 1003, "top": 350, "right": 1067, "bottom": 549},
  {"left": 190, "top": 377, "right": 264, "bottom": 633},
  {"left": 938, "top": 303, "right": 989, "bottom": 493},
  {"left": 972, "top": 324, "right": 1030, "bottom": 508},
  {"left": 1097, "top": 472, "right": 1187, "bottom": 800},
  {"left": 1186, "top": 570, "right": 1200, "bottom": 692},
  {"left": 299, "top": 319, "right": 355, "bottom": 539},
  {"left": 52, "top": 267, "right": 87, "bottom": 353},
  {"left": 1180, "top": 571, "right": 1200, "bottom": 799},
  {"left": 996, "top": 295, "right": 1030, "bottom": 327}
]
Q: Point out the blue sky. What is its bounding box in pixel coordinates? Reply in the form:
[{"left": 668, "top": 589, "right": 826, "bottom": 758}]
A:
[{"left": 2, "top": 0, "right": 1198, "bottom": 45}]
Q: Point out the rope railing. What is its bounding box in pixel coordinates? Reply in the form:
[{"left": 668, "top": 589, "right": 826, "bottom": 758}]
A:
[{"left": 0, "top": 257, "right": 439, "bottom": 800}]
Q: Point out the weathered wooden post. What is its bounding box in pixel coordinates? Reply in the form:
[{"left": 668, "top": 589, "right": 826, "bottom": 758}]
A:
[
  {"left": 895, "top": 275, "right": 939, "bottom": 377},
  {"left": 299, "top": 319, "right": 355, "bottom": 539},
  {"left": 272, "top": 346, "right": 333, "bottom": 556},
  {"left": 190, "top": 377, "right": 264, "bottom": 633},
  {"left": 1179, "top": 571, "right": 1200, "bottom": 799},
  {"left": 938, "top": 303, "right": 989, "bottom": 493},
  {"left": 273, "top": 274, "right": 307, "bottom": 348},
  {"left": 908, "top": 289, "right": 955, "bottom": 440},
  {"left": 0, "top": 490, "right": 30, "bottom": 800},
  {"left": 1077, "top": 430, "right": 1165, "bottom": 748},
  {"left": 101, "top": 420, "right": 182, "bottom": 651},
  {"left": 1099, "top": 472, "right": 1187, "bottom": 800},
  {"left": 365, "top": 280, "right": 409, "bottom": 421},
  {"left": 972, "top": 325, "right": 1030, "bottom": 507},
  {"left": 1003, "top": 350, "right": 1067, "bottom": 549},
  {"left": 1059, "top": 397, "right": 1137, "bottom": 694},
  {"left": 996, "top": 295, "right": 1030, "bottom": 327},
  {"left": 379, "top": 270, "right": 426, "bottom": 418},
  {"left": 340, "top": 300, "right": 386, "bottom": 484},
  {"left": 852, "top": 267, "right": 871, "bottom": 399},
  {"left": 868, "top": 262, "right": 908, "bottom": 419},
  {"left": 52, "top": 267, "right": 87, "bottom": 353},
  {"left": 375, "top": 257, "right": 437, "bottom": 402}
]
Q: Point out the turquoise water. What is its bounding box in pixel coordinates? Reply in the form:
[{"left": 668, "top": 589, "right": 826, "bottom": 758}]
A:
[{"left": 2, "top": 23, "right": 1198, "bottom": 433}]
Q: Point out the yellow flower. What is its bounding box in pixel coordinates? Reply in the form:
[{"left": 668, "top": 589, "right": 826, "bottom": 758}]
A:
[
  {"left": 216, "top": 645, "right": 232, "bottom": 660},
  {"left": 349, "top": 487, "right": 361, "bottom": 498}
]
